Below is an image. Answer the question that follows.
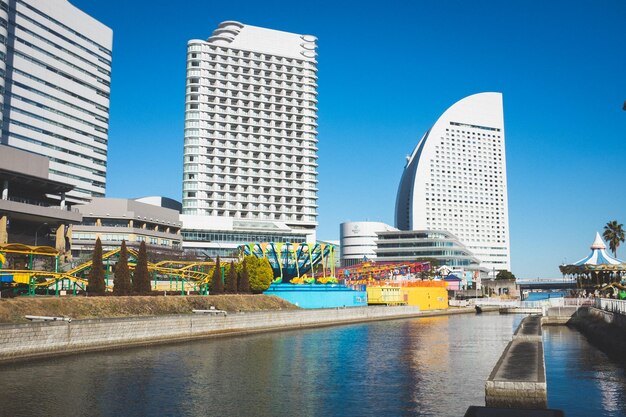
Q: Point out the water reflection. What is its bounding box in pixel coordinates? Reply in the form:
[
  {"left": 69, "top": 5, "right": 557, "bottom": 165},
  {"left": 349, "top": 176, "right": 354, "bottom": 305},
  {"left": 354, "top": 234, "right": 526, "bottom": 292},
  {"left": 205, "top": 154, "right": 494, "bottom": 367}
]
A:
[
  {"left": 543, "top": 326, "right": 626, "bottom": 417},
  {"left": 0, "top": 313, "right": 524, "bottom": 417}
]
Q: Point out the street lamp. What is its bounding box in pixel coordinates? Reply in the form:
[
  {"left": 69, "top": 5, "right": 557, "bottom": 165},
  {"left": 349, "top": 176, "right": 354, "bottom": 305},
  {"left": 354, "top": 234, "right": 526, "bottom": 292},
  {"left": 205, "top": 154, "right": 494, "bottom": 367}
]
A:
[{"left": 34, "top": 223, "right": 48, "bottom": 246}]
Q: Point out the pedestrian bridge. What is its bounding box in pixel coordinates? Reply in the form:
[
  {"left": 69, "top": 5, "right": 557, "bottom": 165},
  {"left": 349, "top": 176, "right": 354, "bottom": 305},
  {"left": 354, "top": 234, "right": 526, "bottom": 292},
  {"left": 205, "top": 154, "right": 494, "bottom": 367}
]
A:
[{"left": 517, "top": 278, "right": 577, "bottom": 291}]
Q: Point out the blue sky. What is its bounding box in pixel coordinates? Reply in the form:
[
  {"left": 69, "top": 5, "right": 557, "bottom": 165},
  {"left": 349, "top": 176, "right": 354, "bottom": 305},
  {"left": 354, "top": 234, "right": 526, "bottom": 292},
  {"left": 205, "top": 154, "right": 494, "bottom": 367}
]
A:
[{"left": 73, "top": 0, "right": 626, "bottom": 278}]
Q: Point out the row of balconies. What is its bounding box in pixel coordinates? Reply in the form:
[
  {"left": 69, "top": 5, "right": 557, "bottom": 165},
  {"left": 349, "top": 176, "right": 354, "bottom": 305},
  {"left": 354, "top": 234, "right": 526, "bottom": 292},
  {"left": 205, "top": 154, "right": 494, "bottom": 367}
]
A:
[
  {"left": 183, "top": 164, "right": 317, "bottom": 179},
  {"left": 183, "top": 178, "right": 318, "bottom": 193},
  {"left": 185, "top": 140, "right": 316, "bottom": 156},
  {"left": 186, "top": 89, "right": 318, "bottom": 106},
  {"left": 186, "top": 49, "right": 317, "bottom": 75},
  {"left": 180, "top": 201, "right": 318, "bottom": 217},
  {"left": 184, "top": 130, "right": 318, "bottom": 148},
  {"left": 184, "top": 143, "right": 317, "bottom": 159},
  {"left": 186, "top": 108, "right": 315, "bottom": 125},
  {"left": 182, "top": 181, "right": 316, "bottom": 197},
  {"left": 183, "top": 158, "right": 319, "bottom": 173},
  {"left": 183, "top": 123, "right": 317, "bottom": 142},
  {"left": 185, "top": 91, "right": 318, "bottom": 113},
  {"left": 186, "top": 100, "right": 316, "bottom": 118},
  {"left": 182, "top": 188, "right": 317, "bottom": 202},
  {"left": 184, "top": 151, "right": 317, "bottom": 166},
  {"left": 186, "top": 70, "right": 317, "bottom": 91},
  {"left": 181, "top": 198, "right": 318, "bottom": 211},
  {"left": 185, "top": 112, "right": 316, "bottom": 131},
  {"left": 187, "top": 78, "right": 317, "bottom": 104},
  {"left": 184, "top": 164, "right": 317, "bottom": 177},
  {"left": 188, "top": 80, "right": 315, "bottom": 100}
]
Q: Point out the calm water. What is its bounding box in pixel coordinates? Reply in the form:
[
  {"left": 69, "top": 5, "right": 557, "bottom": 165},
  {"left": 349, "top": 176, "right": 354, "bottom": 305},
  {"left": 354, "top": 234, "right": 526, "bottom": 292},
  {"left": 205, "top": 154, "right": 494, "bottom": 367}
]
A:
[
  {"left": 544, "top": 325, "right": 626, "bottom": 416},
  {"left": 0, "top": 313, "right": 624, "bottom": 416}
]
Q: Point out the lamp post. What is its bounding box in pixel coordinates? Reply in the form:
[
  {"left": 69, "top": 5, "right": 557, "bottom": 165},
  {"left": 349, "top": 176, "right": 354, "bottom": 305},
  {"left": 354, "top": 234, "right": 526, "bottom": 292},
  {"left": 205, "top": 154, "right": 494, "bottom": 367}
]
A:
[{"left": 34, "top": 223, "right": 48, "bottom": 246}]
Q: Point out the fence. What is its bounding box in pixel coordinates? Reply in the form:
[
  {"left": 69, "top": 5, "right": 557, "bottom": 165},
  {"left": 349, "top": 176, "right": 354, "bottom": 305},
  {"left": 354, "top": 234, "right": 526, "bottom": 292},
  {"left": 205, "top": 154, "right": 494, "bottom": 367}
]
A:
[
  {"left": 472, "top": 297, "right": 590, "bottom": 309},
  {"left": 596, "top": 298, "right": 626, "bottom": 315}
]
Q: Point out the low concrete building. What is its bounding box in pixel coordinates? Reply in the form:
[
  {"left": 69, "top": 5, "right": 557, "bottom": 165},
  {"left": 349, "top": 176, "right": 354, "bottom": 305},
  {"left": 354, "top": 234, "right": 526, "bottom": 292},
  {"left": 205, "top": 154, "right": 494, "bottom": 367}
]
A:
[
  {"left": 481, "top": 278, "right": 520, "bottom": 298},
  {"left": 0, "top": 146, "right": 82, "bottom": 256},
  {"left": 72, "top": 198, "right": 182, "bottom": 259}
]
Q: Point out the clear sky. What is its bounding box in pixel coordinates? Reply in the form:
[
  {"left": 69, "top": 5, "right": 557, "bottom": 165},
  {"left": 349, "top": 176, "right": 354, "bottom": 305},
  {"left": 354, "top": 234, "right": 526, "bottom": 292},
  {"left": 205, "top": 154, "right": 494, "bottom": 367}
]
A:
[{"left": 72, "top": 0, "right": 626, "bottom": 278}]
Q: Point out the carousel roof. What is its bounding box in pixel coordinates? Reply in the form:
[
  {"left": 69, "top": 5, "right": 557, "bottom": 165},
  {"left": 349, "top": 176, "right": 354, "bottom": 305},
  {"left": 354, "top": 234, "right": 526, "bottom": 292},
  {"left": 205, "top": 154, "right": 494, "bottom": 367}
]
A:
[{"left": 574, "top": 232, "right": 624, "bottom": 266}]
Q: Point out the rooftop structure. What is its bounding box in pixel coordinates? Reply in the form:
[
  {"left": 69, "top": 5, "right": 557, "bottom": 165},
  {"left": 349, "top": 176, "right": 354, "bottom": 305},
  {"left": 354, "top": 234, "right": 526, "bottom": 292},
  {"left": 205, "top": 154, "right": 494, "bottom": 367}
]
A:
[
  {"left": 395, "top": 93, "right": 510, "bottom": 274},
  {"left": 0, "top": 0, "right": 113, "bottom": 203},
  {"left": 181, "top": 21, "right": 318, "bottom": 253},
  {"left": 0, "top": 145, "right": 81, "bottom": 254}
]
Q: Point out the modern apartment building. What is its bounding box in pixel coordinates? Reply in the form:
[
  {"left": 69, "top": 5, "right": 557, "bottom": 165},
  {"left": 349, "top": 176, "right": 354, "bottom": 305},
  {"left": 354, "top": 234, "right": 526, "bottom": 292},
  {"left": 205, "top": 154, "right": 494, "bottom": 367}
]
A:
[
  {"left": 0, "top": 0, "right": 112, "bottom": 203},
  {"left": 181, "top": 21, "right": 318, "bottom": 257},
  {"left": 395, "top": 92, "right": 510, "bottom": 274}
]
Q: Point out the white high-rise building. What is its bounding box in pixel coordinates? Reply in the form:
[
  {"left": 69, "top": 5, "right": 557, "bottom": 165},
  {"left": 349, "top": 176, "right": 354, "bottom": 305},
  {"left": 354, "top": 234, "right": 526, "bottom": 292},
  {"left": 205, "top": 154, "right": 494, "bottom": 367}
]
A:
[
  {"left": 181, "top": 21, "right": 319, "bottom": 257},
  {"left": 395, "top": 92, "right": 510, "bottom": 274},
  {"left": 0, "top": 0, "right": 112, "bottom": 203}
]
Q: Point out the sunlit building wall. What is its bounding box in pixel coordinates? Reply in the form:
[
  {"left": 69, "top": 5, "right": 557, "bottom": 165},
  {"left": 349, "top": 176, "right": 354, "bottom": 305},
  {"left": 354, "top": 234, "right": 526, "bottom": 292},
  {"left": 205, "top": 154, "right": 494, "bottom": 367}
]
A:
[
  {"left": 395, "top": 93, "right": 510, "bottom": 274},
  {"left": 181, "top": 21, "right": 319, "bottom": 250},
  {"left": 0, "top": 0, "right": 112, "bottom": 203}
]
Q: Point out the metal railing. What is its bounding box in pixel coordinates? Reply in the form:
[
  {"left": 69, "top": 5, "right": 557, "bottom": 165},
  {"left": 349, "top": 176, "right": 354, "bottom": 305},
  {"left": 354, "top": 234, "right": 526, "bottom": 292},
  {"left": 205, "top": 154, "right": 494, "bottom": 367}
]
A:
[{"left": 596, "top": 298, "right": 626, "bottom": 315}]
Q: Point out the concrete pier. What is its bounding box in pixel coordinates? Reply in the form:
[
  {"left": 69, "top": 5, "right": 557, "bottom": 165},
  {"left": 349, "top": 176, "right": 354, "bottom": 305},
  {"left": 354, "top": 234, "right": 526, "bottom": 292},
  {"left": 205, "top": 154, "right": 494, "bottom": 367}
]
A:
[{"left": 485, "top": 315, "right": 547, "bottom": 409}]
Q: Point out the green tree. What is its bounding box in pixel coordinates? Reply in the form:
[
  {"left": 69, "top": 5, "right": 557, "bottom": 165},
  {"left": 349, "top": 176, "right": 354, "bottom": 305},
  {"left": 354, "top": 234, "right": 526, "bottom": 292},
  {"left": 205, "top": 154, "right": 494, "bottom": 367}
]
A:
[
  {"left": 225, "top": 260, "right": 238, "bottom": 293},
  {"left": 87, "top": 237, "right": 106, "bottom": 295},
  {"left": 243, "top": 255, "right": 273, "bottom": 293},
  {"left": 496, "top": 270, "right": 516, "bottom": 280},
  {"left": 239, "top": 258, "right": 251, "bottom": 294},
  {"left": 132, "top": 241, "right": 151, "bottom": 294},
  {"left": 211, "top": 256, "right": 224, "bottom": 294},
  {"left": 113, "top": 240, "right": 131, "bottom": 295},
  {"left": 603, "top": 220, "right": 625, "bottom": 257}
]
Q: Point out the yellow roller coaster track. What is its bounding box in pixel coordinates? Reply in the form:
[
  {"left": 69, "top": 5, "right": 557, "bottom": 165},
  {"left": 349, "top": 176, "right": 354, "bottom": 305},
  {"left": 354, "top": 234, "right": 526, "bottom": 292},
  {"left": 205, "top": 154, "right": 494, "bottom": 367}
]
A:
[{"left": 1, "top": 245, "right": 218, "bottom": 289}]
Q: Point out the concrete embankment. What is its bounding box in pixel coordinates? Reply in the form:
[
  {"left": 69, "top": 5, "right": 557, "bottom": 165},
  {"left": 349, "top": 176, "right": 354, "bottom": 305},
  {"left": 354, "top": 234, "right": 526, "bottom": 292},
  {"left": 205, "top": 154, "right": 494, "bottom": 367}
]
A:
[
  {"left": 0, "top": 306, "right": 486, "bottom": 363},
  {"left": 567, "top": 307, "right": 626, "bottom": 364},
  {"left": 485, "top": 315, "right": 547, "bottom": 409}
]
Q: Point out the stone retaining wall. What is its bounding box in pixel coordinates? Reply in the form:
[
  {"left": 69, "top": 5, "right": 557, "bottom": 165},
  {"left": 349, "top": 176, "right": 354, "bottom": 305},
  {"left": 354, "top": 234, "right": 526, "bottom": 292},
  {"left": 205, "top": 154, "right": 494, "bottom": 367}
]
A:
[
  {"left": 0, "top": 306, "right": 430, "bottom": 362},
  {"left": 485, "top": 315, "right": 547, "bottom": 409}
]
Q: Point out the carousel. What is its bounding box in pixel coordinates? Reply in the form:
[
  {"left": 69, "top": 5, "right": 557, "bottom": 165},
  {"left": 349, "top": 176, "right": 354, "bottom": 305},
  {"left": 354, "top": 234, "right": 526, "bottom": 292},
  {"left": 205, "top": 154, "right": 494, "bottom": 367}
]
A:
[{"left": 560, "top": 232, "right": 626, "bottom": 290}]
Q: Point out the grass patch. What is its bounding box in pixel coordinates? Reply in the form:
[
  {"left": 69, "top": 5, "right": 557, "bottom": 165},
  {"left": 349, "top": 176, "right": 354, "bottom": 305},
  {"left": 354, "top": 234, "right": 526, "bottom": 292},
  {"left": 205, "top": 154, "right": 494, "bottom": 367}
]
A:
[{"left": 0, "top": 295, "right": 298, "bottom": 323}]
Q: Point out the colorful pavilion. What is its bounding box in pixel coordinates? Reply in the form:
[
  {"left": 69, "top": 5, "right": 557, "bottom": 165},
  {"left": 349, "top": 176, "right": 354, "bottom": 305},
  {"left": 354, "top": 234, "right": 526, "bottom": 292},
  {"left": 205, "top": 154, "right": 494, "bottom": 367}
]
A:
[{"left": 559, "top": 232, "right": 626, "bottom": 288}]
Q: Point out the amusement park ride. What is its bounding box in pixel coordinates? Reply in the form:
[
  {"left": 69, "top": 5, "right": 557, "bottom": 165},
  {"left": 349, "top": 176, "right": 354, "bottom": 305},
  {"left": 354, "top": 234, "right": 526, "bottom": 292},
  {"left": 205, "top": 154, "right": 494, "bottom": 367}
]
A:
[
  {"left": 0, "top": 241, "right": 340, "bottom": 296},
  {"left": 338, "top": 261, "right": 431, "bottom": 284},
  {"left": 239, "top": 242, "right": 337, "bottom": 284},
  {"left": 0, "top": 243, "right": 216, "bottom": 296},
  {"left": 1, "top": 240, "right": 438, "bottom": 297}
]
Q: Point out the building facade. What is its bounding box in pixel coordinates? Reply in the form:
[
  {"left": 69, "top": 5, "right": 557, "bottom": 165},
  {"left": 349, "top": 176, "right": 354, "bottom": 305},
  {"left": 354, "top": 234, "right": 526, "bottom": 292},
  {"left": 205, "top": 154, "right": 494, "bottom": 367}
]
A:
[
  {"left": 181, "top": 21, "right": 318, "bottom": 251},
  {"left": 0, "top": 145, "right": 81, "bottom": 254},
  {"left": 72, "top": 198, "right": 182, "bottom": 259},
  {"left": 395, "top": 92, "right": 510, "bottom": 274},
  {"left": 0, "top": 0, "right": 112, "bottom": 203},
  {"left": 339, "top": 221, "right": 397, "bottom": 267}
]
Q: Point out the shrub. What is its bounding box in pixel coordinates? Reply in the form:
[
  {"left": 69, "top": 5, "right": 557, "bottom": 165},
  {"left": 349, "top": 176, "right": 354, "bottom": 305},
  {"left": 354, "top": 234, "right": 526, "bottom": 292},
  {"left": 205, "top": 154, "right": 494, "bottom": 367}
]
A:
[
  {"left": 226, "top": 260, "right": 238, "bottom": 293},
  {"left": 87, "top": 238, "right": 105, "bottom": 295},
  {"left": 211, "top": 256, "right": 224, "bottom": 294},
  {"left": 113, "top": 240, "right": 131, "bottom": 295},
  {"left": 133, "top": 241, "right": 152, "bottom": 294}
]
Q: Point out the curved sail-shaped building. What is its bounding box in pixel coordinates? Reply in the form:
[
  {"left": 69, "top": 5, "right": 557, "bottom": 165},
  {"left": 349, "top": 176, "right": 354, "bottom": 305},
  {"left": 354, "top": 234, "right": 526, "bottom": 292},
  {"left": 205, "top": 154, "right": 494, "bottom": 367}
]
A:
[{"left": 395, "top": 93, "right": 510, "bottom": 273}]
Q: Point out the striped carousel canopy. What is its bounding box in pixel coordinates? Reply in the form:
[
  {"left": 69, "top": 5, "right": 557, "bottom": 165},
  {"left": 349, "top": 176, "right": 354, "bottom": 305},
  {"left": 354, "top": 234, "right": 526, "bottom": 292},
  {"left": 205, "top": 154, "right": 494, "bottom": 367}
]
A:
[{"left": 574, "top": 232, "right": 624, "bottom": 266}]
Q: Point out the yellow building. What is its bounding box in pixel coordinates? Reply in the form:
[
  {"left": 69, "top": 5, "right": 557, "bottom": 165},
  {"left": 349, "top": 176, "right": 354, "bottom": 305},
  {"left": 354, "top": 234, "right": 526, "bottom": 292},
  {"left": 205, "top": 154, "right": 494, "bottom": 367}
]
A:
[
  {"left": 366, "top": 286, "right": 405, "bottom": 305},
  {"left": 400, "top": 287, "right": 448, "bottom": 310}
]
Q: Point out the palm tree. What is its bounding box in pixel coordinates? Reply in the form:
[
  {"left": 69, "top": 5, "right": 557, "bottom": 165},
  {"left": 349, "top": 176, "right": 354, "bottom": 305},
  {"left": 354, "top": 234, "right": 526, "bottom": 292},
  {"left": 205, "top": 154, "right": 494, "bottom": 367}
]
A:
[{"left": 603, "top": 220, "right": 625, "bottom": 257}]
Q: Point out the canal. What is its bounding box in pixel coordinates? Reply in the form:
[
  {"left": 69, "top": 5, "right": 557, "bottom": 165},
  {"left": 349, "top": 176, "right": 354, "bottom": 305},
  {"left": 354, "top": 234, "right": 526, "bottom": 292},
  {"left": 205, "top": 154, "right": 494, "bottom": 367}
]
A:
[{"left": 0, "top": 313, "right": 624, "bottom": 416}]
